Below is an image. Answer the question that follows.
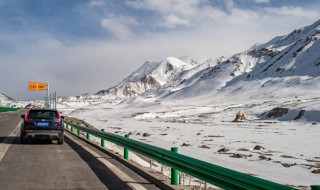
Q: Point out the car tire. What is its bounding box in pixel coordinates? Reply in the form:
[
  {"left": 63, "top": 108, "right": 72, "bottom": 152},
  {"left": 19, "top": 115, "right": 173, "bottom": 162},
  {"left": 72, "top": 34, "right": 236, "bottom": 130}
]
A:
[{"left": 58, "top": 135, "right": 64, "bottom": 145}]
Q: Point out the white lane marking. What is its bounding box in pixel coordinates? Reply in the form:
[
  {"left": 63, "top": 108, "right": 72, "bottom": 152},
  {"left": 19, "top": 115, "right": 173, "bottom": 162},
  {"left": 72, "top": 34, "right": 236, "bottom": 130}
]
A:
[
  {"left": 0, "top": 121, "right": 21, "bottom": 162},
  {"left": 66, "top": 133, "right": 147, "bottom": 190}
]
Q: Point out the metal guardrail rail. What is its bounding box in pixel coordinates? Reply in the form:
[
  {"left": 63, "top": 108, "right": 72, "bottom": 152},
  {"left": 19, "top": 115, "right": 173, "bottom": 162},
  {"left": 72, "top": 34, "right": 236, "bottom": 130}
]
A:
[
  {"left": 0, "top": 107, "right": 21, "bottom": 112},
  {"left": 64, "top": 119, "right": 299, "bottom": 190}
]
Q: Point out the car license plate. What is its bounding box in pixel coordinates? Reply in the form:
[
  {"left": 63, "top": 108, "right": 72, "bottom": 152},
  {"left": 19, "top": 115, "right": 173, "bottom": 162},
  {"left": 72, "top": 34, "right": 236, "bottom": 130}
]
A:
[{"left": 37, "top": 122, "right": 49, "bottom": 127}]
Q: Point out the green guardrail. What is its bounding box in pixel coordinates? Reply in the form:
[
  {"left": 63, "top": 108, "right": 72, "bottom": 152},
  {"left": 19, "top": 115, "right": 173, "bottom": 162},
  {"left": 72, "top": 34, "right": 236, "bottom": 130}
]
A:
[
  {"left": 64, "top": 118, "right": 311, "bottom": 190},
  {"left": 0, "top": 107, "right": 21, "bottom": 112}
]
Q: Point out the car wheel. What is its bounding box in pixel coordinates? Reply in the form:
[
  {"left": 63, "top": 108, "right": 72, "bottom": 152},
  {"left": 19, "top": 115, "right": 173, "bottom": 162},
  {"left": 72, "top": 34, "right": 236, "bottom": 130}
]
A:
[{"left": 58, "top": 135, "right": 64, "bottom": 145}]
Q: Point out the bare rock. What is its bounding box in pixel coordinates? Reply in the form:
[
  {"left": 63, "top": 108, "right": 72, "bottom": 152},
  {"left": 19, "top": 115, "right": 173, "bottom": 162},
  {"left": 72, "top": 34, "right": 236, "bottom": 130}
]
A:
[
  {"left": 311, "top": 169, "right": 320, "bottom": 174},
  {"left": 230, "top": 153, "right": 243, "bottom": 158},
  {"left": 281, "top": 163, "right": 297, "bottom": 168},
  {"left": 232, "top": 111, "right": 247, "bottom": 122},
  {"left": 136, "top": 132, "right": 141, "bottom": 136},
  {"left": 259, "top": 155, "right": 268, "bottom": 160},
  {"left": 281, "top": 155, "right": 295, "bottom": 158},
  {"left": 208, "top": 135, "right": 224, "bottom": 138},
  {"left": 218, "top": 147, "right": 229, "bottom": 153},
  {"left": 181, "top": 143, "right": 191, "bottom": 147},
  {"left": 199, "top": 145, "right": 211, "bottom": 149},
  {"left": 142, "top": 133, "right": 151, "bottom": 137},
  {"left": 265, "top": 107, "right": 289, "bottom": 118},
  {"left": 196, "top": 133, "right": 201, "bottom": 135},
  {"left": 238, "top": 148, "right": 249, "bottom": 151},
  {"left": 253, "top": 145, "right": 265, "bottom": 150}
]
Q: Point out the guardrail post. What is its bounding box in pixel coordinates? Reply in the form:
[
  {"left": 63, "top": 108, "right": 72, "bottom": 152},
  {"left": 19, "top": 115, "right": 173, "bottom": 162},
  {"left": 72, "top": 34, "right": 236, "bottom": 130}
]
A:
[
  {"left": 86, "top": 125, "right": 90, "bottom": 140},
  {"left": 124, "top": 134, "right": 130, "bottom": 160},
  {"left": 311, "top": 185, "right": 320, "bottom": 190},
  {"left": 65, "top": 119, "right": 69, "bottom": 130},
  {"left": 101, "top": 129, "right": 105, "bottom": 148},
  {"left": 71, "top": 121, "right": 74, "bottom": 132},
  {"left": 171, "top": 147, "right": 179, "bottom": 186},
  {"left": 77, "top": 122, "right": 80, "bottom": 136}
]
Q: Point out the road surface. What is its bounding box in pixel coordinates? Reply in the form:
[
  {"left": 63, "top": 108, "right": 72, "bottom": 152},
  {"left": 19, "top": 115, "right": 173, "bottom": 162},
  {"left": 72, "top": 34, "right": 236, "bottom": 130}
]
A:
[{"left": 0, "top": 110, "right": 165, "bottom": 190}]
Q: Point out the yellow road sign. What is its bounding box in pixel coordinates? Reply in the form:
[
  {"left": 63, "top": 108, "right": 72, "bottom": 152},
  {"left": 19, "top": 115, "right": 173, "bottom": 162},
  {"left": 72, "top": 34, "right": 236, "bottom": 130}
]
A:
[{"left": 28, "top": 82, "right": 47, "bottom": 91}]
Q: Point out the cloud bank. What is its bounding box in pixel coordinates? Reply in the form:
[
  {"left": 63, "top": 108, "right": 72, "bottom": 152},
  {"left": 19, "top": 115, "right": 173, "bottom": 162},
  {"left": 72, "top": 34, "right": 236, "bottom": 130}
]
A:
[{"left": 0, "top": 0, "right": 319, "bottom": 100}]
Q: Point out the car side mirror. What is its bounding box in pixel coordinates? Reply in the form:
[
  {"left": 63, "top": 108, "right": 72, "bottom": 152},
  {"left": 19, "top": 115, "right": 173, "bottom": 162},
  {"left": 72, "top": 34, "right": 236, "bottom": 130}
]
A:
[{"left": 21, "top": 115, "right": 25, "bottom": 119}]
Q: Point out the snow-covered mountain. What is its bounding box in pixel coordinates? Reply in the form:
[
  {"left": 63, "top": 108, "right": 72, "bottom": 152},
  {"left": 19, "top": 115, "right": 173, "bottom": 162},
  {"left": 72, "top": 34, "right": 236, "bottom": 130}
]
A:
[
  {"left": 97, "top": 57, "right": 198, "bottom": 98},
  {"left": 0, "top": 92, "right": 45, "bottom": 108},
  {"left": 95, "top": 19, "right": 320, "bottom": 103},
  {"left": 0, "top": 93, "right": 15, "bottom": 106},
  {"left": 164, "top": 20, "right": 320, "bottom": 100},
  {"left": 98, "top": 20, "right": 320, "bottom": 102}
]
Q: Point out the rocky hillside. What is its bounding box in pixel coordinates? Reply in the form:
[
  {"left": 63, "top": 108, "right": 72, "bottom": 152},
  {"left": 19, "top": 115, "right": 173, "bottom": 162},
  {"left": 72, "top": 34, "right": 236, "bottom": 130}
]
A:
[
  {"left": 95, "top": 19, "right": 320, "bottom": 103},
  {"left": 0, "top": 93, "right": 15, "bottom": 106},
  {"left": 97, "top": 57, "right": 198, "bottom": 98}
]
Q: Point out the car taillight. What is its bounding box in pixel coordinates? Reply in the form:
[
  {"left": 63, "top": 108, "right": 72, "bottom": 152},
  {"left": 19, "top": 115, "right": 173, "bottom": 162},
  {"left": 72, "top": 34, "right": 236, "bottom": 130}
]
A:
[
  {"left": 24, "top": 130, "right": 32, "bottom": 132},
  {"left": 55, "top": 112, "right": 61, "bottom": 122},
  {"left": 25, "top": 112, "right": 30, "bottom": 122}
]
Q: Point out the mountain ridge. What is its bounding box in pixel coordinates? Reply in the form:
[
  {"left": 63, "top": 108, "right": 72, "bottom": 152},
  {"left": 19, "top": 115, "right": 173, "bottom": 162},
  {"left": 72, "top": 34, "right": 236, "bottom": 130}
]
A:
[{"left": 95, "top": 19, "right": 320, "bottom": 103}]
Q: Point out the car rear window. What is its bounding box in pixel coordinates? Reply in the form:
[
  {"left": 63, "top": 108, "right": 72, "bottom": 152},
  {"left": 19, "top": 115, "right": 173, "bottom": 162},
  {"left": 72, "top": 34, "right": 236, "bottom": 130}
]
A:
[{"left": 29, "top": 110, "right": 57, "bottom": 119}]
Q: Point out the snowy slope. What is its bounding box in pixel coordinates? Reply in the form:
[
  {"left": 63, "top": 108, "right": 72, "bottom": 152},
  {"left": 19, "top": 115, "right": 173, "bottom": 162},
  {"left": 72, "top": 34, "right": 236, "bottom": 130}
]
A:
[
  {"left": 163, "top": 47, "right": 279, "bottom": 99},
  {"left": 0, "top": 93, "right": 15, "bottom": 106},
  {"left": 163, "top": 19, "right": 320, "bottom": 100},
  {"left": 253, "top": 19, "right": 320, "bottom": 51},
  {"left": 63, "top": 19, "right": 320, "bottom": 117},
  {"left": 0, "top": 92, "right": 42, "bottom": 108},
  {"left": 97, "top": 57, "right": 199, "bottom": 98}
]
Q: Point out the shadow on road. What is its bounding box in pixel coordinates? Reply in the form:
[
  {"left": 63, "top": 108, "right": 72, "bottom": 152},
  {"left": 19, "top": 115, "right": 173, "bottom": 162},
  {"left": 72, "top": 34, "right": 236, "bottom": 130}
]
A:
[
  {"left": 0, "top": 136, "right": 60, "bottom": 145},
  {"left": 0, "top": 137, "right": 19, "bottom": 144},
  {"left": 64, "top": 135, "right": 132, "bottom": 190}
]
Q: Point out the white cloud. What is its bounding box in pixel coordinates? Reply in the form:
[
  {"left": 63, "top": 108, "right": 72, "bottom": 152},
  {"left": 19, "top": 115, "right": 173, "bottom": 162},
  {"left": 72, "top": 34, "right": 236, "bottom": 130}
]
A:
[
  {"left": 126, "top": 0, "right": 200, "bottom": 16},
  {"left": 161, "top": 15, "right": 190, "bottom": 28},
  {"left": 201, "top": 6, "right": 227, "bottom": 20},
  {"left": 255, "top": 0, "right": 271, "bottom": 3},
  {"left": 100, "top": 16, "right": 139, "bottom": 39},
  {"left": 88, "top": 0, "right": 106, "bottom": 7},
  {"left": 37, "top": 38, "right": 63, "bottom": 49},
  {"left": 171, "top": 0, "right": 200, "bottom": 16},
  {"left": 201, "top": 6, "right": 258, "bottom": 25},
  {"left": 225, "top": 0, "right": 235, "bottom": 10},
  {"left": 264, "top": 6, "right": 319, "bottom": 18},
  {"left": 227, "top": 8, "right": 259, "bottom": 24}
]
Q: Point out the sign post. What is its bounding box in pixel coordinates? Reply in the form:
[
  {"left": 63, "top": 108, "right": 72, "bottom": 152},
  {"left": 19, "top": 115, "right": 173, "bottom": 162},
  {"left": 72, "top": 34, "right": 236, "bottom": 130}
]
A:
[
  {"left": 47, "top": 83, "right": 50, "bottom": 108},
  {"left": 28, "top": 82, "right": 49, "bottom": 108}
]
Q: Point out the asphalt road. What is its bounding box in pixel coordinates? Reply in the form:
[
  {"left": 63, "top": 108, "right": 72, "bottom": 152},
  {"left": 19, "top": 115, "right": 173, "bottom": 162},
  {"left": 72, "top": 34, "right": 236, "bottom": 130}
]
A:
[{"left": 0, "top": 110, "right": 163, "bottom": 190}]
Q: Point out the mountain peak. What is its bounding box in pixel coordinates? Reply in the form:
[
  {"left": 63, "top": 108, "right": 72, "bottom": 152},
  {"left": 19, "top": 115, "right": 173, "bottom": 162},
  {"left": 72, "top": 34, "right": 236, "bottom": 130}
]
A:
[
  {"left": 127, "top": 61, "right": 160, "bottom": 82},
  {"left": 97, "top": 56, "right": 198, "bottom": 98}
]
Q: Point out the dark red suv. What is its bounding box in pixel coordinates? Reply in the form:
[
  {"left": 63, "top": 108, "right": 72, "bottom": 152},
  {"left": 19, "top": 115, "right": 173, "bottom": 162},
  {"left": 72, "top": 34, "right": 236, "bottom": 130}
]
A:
[{"left": 20, "top": 109, "right": 64, "bottom": 144}]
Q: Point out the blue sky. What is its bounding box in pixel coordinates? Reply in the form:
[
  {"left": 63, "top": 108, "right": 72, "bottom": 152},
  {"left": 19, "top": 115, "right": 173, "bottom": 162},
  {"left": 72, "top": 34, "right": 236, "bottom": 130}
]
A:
[{"left": 0, "top": 0, "right": 319, "bottom": 100}]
